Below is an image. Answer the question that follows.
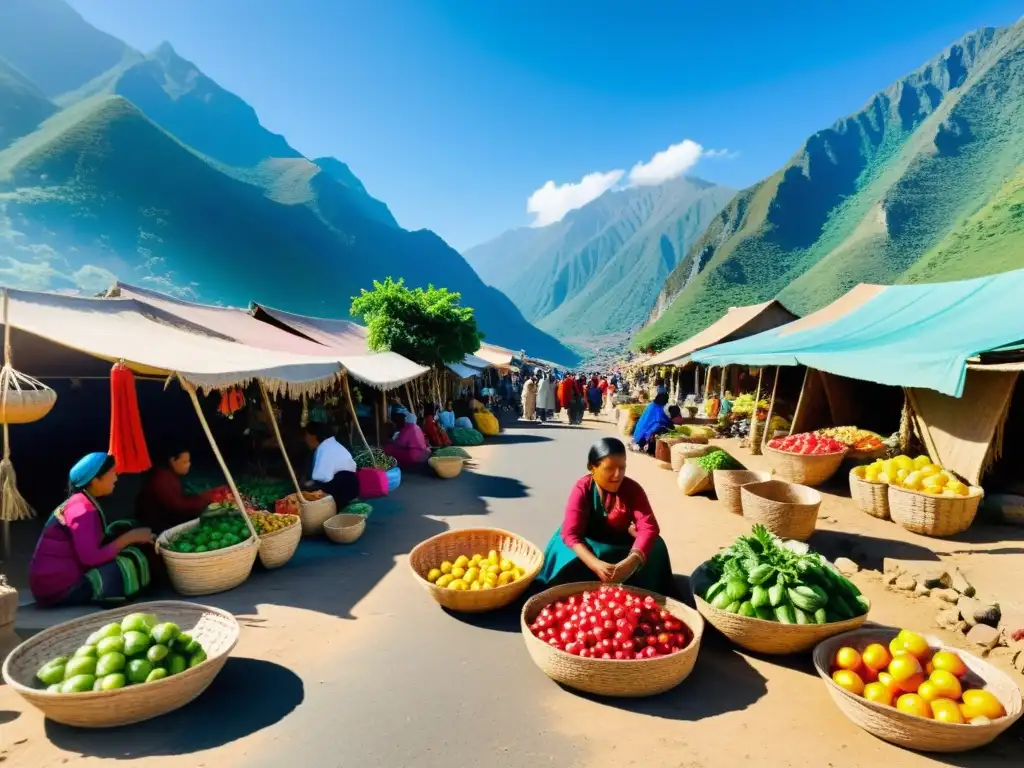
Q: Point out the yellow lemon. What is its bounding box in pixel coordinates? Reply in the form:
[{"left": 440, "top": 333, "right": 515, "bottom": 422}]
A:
[
  {"left": 487, "top": 550, "right": 499, "bottom": 565},
  {"left": 470, "top": 554, "right": 483, "bottom": 566},
  {"left": 515, "top": 567, "right": 526, "bottom": 579},
  {"left": 440, "top": 561, "right": 453, "bottom": 574},
  {"left": 484, "top": 572, "right": 498, "bottom": 586},
  {"left": 902, "top": 471, "right": 922, "bottom": 491},
  {"left": 912, "top": 455, "right": 931, "bottom": 470},
  {"left": 451, "top": 566, "right": 466, "bottom": 579},
  {"left": 454, "top": 555, "right": 470, "bottom": 569},
  {"left": 895, "top": 468, "right": 909, "bottom": 483},
  {"left": 946, "top": 481, "right": 969, "bottom": 496},
  {"left": 498, "top": 571, "right": 514, "bottom": 586},
  {"left": 481, "top": 582, "right": 494, "bottom": 590},
  {"left": 426, "top": 568, "right": 442, "bottom": 583},
  {"left": 853, "top": 466, "right": 866, "bottom": 478},
  {"left": 499, "top": 559, "right": 513, "bottom": 572},
  {"left": 487, "top": 564, "right": 501, "bottom": 575},
  {"left": 435, "top": 574, "right": 454, "bottom": 588},
  {"left": 470, "top": 581, "right": 482, "bottom": 591},
  {"left": 922, "top": 474, "right": 947, "bottom": 490},
  {"left": 894, "top": 455, "right": 913, "bottom": 472}
]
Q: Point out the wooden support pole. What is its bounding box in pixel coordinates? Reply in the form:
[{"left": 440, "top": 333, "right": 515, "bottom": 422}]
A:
[
  {"left": 749, "top": 367, "right": 765, "bottom": 455},
  {"left": 789, "top": 368, "right": 811, "bottom": 436},
  {"left": 761, "top": 366, "right": 781, "bottom": 452},
  {"left": 257, "top": 380, "right": 303, "bottom": 497},
  {"left": 341, "top": 374, "right": 371, "bottom": 452}
]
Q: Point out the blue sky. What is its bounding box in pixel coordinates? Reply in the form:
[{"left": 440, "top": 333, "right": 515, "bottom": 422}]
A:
[{"left": 70, "top": 0, "right": 1023, "bottom": 250}]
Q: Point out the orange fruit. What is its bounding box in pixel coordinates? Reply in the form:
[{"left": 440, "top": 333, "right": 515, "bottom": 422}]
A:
[
  {"left": 877, "top": 672, "right": 902, "bottom": 698},
  {"left": 931, "top": 650, "right": 968, "bottom": 678},
  {"left": 863, "top": 681, "right": 893, "bottom": 706},
  {"left": 929, "top": 669, "right": 962, "bottom": 700},
  {"left": 897, "top": 672, "right": 926, "bottom": 694},
  {"left": 888, "top": 652, "right": 923, "bottom": 683},
  {"left": 930, "top": 698, "right": 965, "bottom": 724},
  {"left": 834, "top": 647, "right": 862, "bottom": 671},
  {"left": 888, "top": 634, "right": 906, "bottom": 656},
  {"left": 858, "top": 664, "right": 879, "bottom": 683},
  {"left": 916, "top": 680, "right": 941, "bottom": 703},
  {"left": 861, "top": 643, "right": 892, "bottom": 671},
  {"left": 900, "top": 631, "right": 930, "bottom": 659},
  {"left": 832, "top": 669, "right": 865, "bottom": 696},
  {"left": 896, "top": 693, "right": 933, "bottom": 719},
  {"left": 961, "top": 689, "right": 1006, "bottom": 720}
]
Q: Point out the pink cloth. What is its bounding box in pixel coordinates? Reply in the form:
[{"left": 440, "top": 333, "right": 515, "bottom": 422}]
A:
[
  {"left": 29, "top": 493, "right": 120, "bottom": 605},
  {"left": 383, "top": 423, "right": 430, "bottom": 468},
  {"left": 560, "top": 476, "right": 660, "bottom": 558},
  {"left": 357, "top": 468, "right": 389, "bottom": 499}
]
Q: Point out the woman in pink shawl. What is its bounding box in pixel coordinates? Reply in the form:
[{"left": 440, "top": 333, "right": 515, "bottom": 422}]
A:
[{"left": 383, "top": 412, "right": 431, "bottom": 469}]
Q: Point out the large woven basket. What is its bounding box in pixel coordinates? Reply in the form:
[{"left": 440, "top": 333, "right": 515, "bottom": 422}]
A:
[
  {"left": 408, "top": 528, "right": 543, "bottom": 613},
  {"left": 300, "top": 493, "right": 338, "bottom": 536},
  {"left": 713, "top": 470, "right": 773, "bottom": 515},
  {"left": 813, "top": 627, "right": 1023, "bottom": 752},
  {"left": 887, "top": 485, "right": 984, "bottom": 538},
  {"left": 521, "top": 582, "right": 704, "bottom": 697},
  {"left": 691, "top": 563, "right": 868, "bottom": 654},
  {"left": 0, "top": 386, "right": 56, "bottom": 424},
  {"left": 323, "top": 513, "right": 366, "bottom": 544},
  {"left": 670, "top": 442, "right": 712, "bottom": 471},
  {"left": 2, "top": 601, "right": 238, "bottom": 728},
  {"left": 428, "top": 456, "right": 464, "bottom": 479},
  {"left": 764, "top": 445, "right": 847, "bottom": 487},
  {"left": 256, "top": 513, "right": 301, "bottom": 569},
  {"left": 849, "top": 471, "right": 890, "bottom": 520},
  {"left": 741, "top": 479, "right": 822, "bottom": 541},
  {"left": 156, "top": 520, "right": 258, "bottom": 596}
]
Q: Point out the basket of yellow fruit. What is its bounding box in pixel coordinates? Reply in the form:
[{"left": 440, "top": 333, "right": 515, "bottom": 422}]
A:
[
  {"left": 248, "top": 511, "right": 301, "bottom": 569},
  {"left": 814, "top": 627, "right": 1022, "bottom": 752},
  {"left": 884, "top": 456, "right": 983, "bottom": 537},
  {"left": 408, "top": 528, "right": 544, "bottom": 612}
]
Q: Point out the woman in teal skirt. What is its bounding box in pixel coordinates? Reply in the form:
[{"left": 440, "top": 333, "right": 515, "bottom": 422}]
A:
[{"left": 537, "top": 437, "right": 678, "bottom": 596}]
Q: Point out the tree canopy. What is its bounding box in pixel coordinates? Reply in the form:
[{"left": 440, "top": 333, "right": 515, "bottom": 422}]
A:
[{"left": 350, "top": 278, "right": 483, "bottom": 367}]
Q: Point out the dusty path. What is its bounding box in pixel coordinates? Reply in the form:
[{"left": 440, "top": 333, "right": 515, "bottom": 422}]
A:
[{"left": 1, "top": 417, "right": 1022, "bottom": 766}]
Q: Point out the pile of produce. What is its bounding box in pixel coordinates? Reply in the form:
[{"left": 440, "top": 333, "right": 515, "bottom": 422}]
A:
[
  {"left": 829, "top": 629, "right": 1007, "bottom": 724},
  {"left": 162, "top": 511, "right": 252, "bottom": 553},
  {"left": 35, "top": 612, "right": 207, "bottom": 693},
  {"left": 354, "top": 448, "right": 398, "bottom": 471},
  {"left": 432, "top": 446, "right": 472, "bottom": 460},
  {"left": 687, "top": 425, "right": 717, "bottom": 441},
  {"left": 696, "top": 448, "right": 744, "bottom": 473},
  {"left": 528, "top": 584, "right": 692, "bottom": 659},
  {"left": 853, "top": 454, "right": 974, "bottom": 497},
  {"left": 449, "top": 427, "right": 484, "bottom": 446},
  {"left": 719, "top": 417, "right": 751, "bottom": 439},
  {"left": 235, "top": 476, "right": 293, "bottom": 510},
  {"left": 425, "top": 550, "right": 526, "bottom": 591},
  {"left": 702, "top": 526, "right": 869, "bottom": 624},
  {"left": 342, "top": 502, "right": 373, "bottom": 518},
  {"left": 246, "top": 510, "right": 297, "bottom": 536},
  {"left": 817, "top": 426, "right": 884, "bottom": 453},
  {"left": 768, "top": 432, "right": 846, "bottom": 456},
  {"left": 730, "top": 393, "right": 769, "bottom": 417}
]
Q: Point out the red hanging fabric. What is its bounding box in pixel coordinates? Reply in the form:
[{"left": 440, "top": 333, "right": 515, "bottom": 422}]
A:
[{"left": 109, "top": 362, "right": 152, "bottom": 474}]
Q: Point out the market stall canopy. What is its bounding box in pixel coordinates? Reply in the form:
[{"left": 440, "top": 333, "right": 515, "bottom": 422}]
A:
[
  {"left": 462, "top": 353, "right": 491, "bottom": 370},
  {"left": 644, "top": 301, "right": 798, "bottom": 367},
  {"left": 474, "top": 343, "right": 516, "bottom": 370},
  {"left": 692, "top": 271, "right": 1024, "bottom": 397},
  {"left": 247, "top": 303, "right": 429, "bottom": 390},
  {"left": 3, "top": 288, "right": 345, "bottom": 395},
  {"left": 446, "top": 362, "right": 481, "bottom": 380}
]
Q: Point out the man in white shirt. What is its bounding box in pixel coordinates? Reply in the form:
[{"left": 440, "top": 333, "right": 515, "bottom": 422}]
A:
[{"left": 302, "top": 423, "right": 360, "bottom": 507}]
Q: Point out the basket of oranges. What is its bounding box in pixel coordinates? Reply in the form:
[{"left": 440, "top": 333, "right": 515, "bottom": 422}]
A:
[{"left": 813, "top": 627, "right": 1022, "bottom": 752}]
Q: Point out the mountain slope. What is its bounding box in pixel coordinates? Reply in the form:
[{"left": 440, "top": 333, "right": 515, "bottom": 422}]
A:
[
  {"left": 636, "top": 21, "right": 1024, "bottom": 351},
  {"left": 465, "top": 176, "right": 733, "bottom": 339},
  {"left": 0, "top": 96, "right": 576, "bottom": 363},
  {"left": 0, "top": 58, "right": 57, "bottom": 148}
]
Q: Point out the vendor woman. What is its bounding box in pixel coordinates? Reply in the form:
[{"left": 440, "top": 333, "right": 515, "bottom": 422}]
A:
[
  {"left": 537, "top": 437, "right": 677, "bottom": 595},
  {"left": 136, "top": 444, "right": 217, "bottom": 534},
  {"left": 302, "top": 422, "right": 360, "bottom": 508},
  {"left": 29, "top": 453, "right": 155, "bottom": 607}
]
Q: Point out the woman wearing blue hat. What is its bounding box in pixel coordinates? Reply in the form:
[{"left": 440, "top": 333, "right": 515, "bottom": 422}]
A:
[{"left": 28, "top": 452, "right": 156, "bottom": 607}]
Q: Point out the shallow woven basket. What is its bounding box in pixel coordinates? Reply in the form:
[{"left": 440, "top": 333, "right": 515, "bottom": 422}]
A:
[
  {"left": 2, "top": 600, "right": 239, "bottom": 728},
  {"left": 428, "top": 456, "right": 464, "bottom": 479},
  {"left": 741, "top": 479, "right": 822, "bottom": 541},
  {"left": 521, "top": 582, "right": 705, "bottom": 697},
  {"left": 849, "top": 470, "right": 890, "bottom": 520},
  {"left": 156, "top": 520, "right": 258, "bottom": 596},
  {"left": 300, "top": 494, "right": 338, "bottom": 537},
  {"left": 323, "top": 513, "right": 366, "bottom": 544},
  {"left": 256, "top": 513, "right": 301, "bottom": 568},
  {"left": 0, "top": 387, "right": 56, "bottom": 424},
  {"left": 714, "top": 470, "right": 774, "bottom": 515},
  {"left": 764, "top": 445, "right": 847, "bottom": 487},
  {"left": 813, "top": 627, "right": 1023, "bottom": 752},
  {"left": 408, "top": 528, "right": 544, "bottom": 613},
  {"left": 690, "top": 563, "right": 868, "bottom": 654},
  {"left": 670, "top": 442, "right": 712, "bottom": 471},
  {"left": 887, "top": 484, "right": 984, "bottom": 538}
]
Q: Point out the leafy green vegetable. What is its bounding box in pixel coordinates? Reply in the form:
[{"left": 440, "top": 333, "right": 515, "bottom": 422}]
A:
[
  {"left": 696, "top": 449, "right": 744, "bottom": 472},
  {"left": 433, "top": 446, "right": 472, "bottom": 459}
]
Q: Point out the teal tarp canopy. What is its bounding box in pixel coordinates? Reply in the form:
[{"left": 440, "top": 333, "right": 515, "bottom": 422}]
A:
[{"left": 692, "top": 271, "right": 1024, "bottom": 398}]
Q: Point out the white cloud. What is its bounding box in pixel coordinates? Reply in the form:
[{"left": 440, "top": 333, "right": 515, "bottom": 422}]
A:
[
  {"left": 704, "top": 148, "right": 740, "bottom": 160},
  {"left": 526, "top": 169, "right": 624, "bottom": 227},
  {"left": 628, "top": 139, "right": 705, "bottom": 186}
]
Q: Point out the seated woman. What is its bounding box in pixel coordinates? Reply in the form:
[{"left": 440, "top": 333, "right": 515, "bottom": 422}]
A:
[
  {"left": 421, "top": 404, "right": 452, "bottom": 448},
  {"left": 136, "top": 444, "right": 218, "bottom": 534},
  {"left": 302, "top": 422, "right": 360, "bottom": 508},
  {"left": 29, "top": 453, "right": 155, "bottom": 607},
  {"left": 383, "top": 412, "right": 431, "bottom": 469},
  {"left": 632, "top": 392, "right": 672, "bottom": 454},
  {"left": 537, "top": 438, "right": 677, "bottom": 596},
  {"left": 439, "top": 401, "right": 456, "bottom": 431},
  {"left": 668, "top": 405, "right": 684, "bottom": 425}
]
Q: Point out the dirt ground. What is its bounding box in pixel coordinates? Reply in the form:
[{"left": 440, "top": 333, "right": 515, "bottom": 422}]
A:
[{"left": 1, "top": 415, "right": 1022, "bottom": 767}]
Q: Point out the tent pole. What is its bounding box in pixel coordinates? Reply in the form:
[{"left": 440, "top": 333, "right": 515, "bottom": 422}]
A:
[
  {"left": 405, "top": 382, "right": 415, "bottom": 415},
  {"left": 761, "top": 366, "right": 781, "bottom": 452},
  {"left": 789, "top": 368, "right": 811, "bottom": 436},
  {"left": 377, "top": 390, "right": 385, "bottom": 447},
  {"left": 257, "top": 380, "right": 303, "bottom": 497},
  {"left": 749, "top": 367, "right": 765, "bottom": 455},
  {"left": 340, "top": 374, "right": 371, "bottom": 452},
  {"left": 181, "top": 379, "right": 259, "bottom": 542},
  {"left": 719, "top": 365, "right": 727, "bottom": 401}
]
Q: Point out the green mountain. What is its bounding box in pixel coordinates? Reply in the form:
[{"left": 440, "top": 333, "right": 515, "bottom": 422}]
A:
[
  {"left": 465, "top": 176, "right": 733, "bottom": 341},
  {"left": 0, "top": 58, "right": 57, "bottom": 148},
  {"left": 636, "top": 21, "right": 1024, "bottom": 351}
]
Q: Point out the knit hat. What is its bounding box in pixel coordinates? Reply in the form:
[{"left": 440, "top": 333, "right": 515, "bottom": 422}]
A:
[{"left": 69, "top": 452, "right": 113, "bottom": 490}]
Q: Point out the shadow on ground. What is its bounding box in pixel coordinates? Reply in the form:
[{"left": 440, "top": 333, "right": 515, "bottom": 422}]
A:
[
  {"left": 44, "top": 658, "right": 302, "bottom": 758},
  {"left": 0, "top": 710, "right": 19, "bottom": 725},
  {"left": 808, "top": 529, "right": 942, "bottom": 572}
]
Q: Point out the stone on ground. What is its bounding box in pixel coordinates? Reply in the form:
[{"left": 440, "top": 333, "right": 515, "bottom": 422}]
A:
[
  {"left": 932, "top": 587, "right": 959, "bottom": 604},
  {"left": 958, "top": 596, "right": 1001, "bottom": 628},
  {"left": 894, "top": 574, "right": 917, "bottom": 591},
  {"left": 966, "top": 623, "right": 1001, "bottom": 652},
  {"left": 834, "top": 557, "right": 859, "bottom": 576}
]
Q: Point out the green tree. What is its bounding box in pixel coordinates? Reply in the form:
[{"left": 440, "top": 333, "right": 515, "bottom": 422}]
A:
[{"left": 350, "top": 278, "right": 483, "bottom": 366}]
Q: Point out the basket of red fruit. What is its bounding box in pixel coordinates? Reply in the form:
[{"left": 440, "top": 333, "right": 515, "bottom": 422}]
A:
[
  {"left": 521, "top": 583, "right": 704, "bottom": 697},
  {"left": 765, "top": 432, "right": 847, "bottom": 487}
]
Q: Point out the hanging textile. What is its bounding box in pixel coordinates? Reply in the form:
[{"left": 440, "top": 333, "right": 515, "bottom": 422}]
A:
[
  {"left": 109, "top": 362, "right": 152, "bottom": 474},
  {"left": 217, "top": 387, "right": 246, "bottom": 419}
]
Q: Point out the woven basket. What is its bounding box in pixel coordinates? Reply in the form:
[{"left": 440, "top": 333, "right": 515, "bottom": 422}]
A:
[
  {"left": 2, "top": 600, "right": 238, "bottom": 728},
  {"left": 300, "top": 493, "right": 338, "bottom": 537},
  {"left": 887, "top": 485, "right": 984, "bottom": 538},
  {"left": 670, "top": 442, "right": 712, "bottom": 471},
  {"left": 428, "top": 456, "right": 464, "bottom": 479},
  {"left": 408, "top": 528, "right": 544, "bottom": 613},
  {"left": 813, "top": 627, "right": 1023, "bottom": 752},
  {"left": 0, "top": 387, "right": 56, "bottom": 424},
  {"left": 521, "top": 582, "right": 705, "bottom": 697},
  {"left": 324, "top": 513, "right": 366, "bottom": 544},
  {"left": 256, "top": 514, "right": 301, "bottom": 569},
  {"left": 714, "top": 470, "right": 774, "bottom": 515},
  {"left": 849, "top": 471, "right": 890, "bottom": 520},
  {"left": 690, "top": 564, "right": 868, "bottom": 654},
  {"left": 764, "top": 445, "right": 847, "bottom": 487},
  {"left": 156, "top": 520, "right": 258, "bottom": 596},
  {"left": 654, "top": 438, "right": 673, "bottom": 465},
  {"left": 740, "top": 480, "right": 821, "bottom": 541}
]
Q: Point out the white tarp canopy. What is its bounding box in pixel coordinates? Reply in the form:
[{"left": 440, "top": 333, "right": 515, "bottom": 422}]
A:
[
  {"left": 474, "top": 343, "right": 516, "bottom": 369},
  {"left": 446, "top": 362, "right": 481, "bottom": 380},
  {"left": 4, "top": 288, "right": 346, "bottom": 396}
]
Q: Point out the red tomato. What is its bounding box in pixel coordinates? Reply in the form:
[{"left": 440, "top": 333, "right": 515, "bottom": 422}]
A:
[
  {"left": 565, "top": 642, "right": 579, "bottom": 655},
  {"left": 614, "top": 651, "right": 626, "bottom": 660},
  {"left": 579, "top": 648, "right": 591, "bottom": 658},
  {"left": 621, "top": 639, "right": 635, "bottom": 653},
  {"left": 567, "top": 595, "right": 578, "bottom": 606},
  {"left": 646, "top": 635, "right": 658, "bottom": 647},
  {"left": 575, "top": 630, "right": 587, "bottom": 644},
  {"left": 600, "top": 639, "right": 613, "bottom": 652},
  {"left": 548, "top": 638, "right": 561, "bottom": 648},
  {"left": 639, "top": 623, "right": 653, "bottom": 635},
  {"left": 559, "top": 631, "right": 572, "bottom": 643},
  {"left": 657, "top": 633, "right": 671, "bottom": 645},
  {"left": 613, "top": 630, "right": 629, "bottom": 644},
  {"left": 673, "top": 633, "right": 687, "bottom": 647},
  {"left": 603, "top": 620, "right": 616, "bottom": 632},
  {"left": 644, "top": 646, "right": 658, "bottom": 658},
  {"left": 657, "top": 643, "right": 672, "bottom": 655},
  {"left": 635, "top": 652, "right": 646, "bottom": 660},
  {"left": 593, "top": 627, "right": 606, "bottom": 640}
]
